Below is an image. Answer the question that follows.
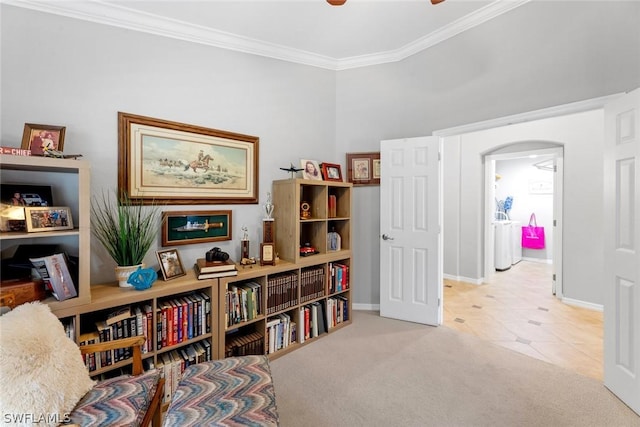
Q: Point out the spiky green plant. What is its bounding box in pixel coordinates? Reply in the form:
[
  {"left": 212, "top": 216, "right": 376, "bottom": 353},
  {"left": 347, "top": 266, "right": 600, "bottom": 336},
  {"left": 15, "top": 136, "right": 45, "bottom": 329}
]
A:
[{"left": 90, "top": 190, "right": 162, "bottom": 266}]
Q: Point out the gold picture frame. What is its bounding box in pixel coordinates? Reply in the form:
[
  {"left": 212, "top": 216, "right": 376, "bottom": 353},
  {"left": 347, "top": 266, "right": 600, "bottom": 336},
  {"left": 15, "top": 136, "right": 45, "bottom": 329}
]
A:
[
  {"left": 24, "top": 206, "right": 73, "bottom": 232},
  {"left": 118, "top": 112, "right": 259, "bottom": 205}
]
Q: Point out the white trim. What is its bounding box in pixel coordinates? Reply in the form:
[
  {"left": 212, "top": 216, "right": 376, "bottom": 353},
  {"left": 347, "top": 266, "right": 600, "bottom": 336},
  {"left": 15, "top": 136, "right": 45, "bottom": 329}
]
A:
[
  {"left": 353, "top": 303, "right": 379, "bottom": 311},
  {"left": 443, "top": 274, "right": 484, "bottom": 285},
  {"left": 3, "top": 0, "right": 529, "bottom": 71},
  {"left": 561, "top": 297, "right": 603, "bottom": 312},
  {"left": 522, "top": 256, "right": 553, "bottom": 264},
  {"left": 434, "top": 94, "right": 623, "bottom": 138}
]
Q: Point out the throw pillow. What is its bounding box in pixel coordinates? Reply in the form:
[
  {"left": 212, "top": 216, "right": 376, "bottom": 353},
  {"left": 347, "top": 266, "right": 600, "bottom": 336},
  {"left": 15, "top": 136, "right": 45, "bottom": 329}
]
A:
[{"left": 0, "top": 302, "right": 95, "bottom": 426}]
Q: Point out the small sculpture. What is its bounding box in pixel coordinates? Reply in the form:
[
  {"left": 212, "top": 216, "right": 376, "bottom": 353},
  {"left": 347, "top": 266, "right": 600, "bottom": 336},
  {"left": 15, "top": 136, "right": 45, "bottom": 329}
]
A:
[
  {"left": 127, "top": 266, "right": 158, "bottom": 290},
  {"left": 264, "top": 192, "right": 274, "bottom": 219},
  {"left": 280, "top": 163, "right": 303, "bottom": 179}
]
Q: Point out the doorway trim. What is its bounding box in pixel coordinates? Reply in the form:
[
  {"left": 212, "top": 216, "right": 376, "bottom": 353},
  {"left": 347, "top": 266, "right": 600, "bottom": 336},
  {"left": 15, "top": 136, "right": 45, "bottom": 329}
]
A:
[{"left": 484, "top": 146, "right": 564, "bottom": 298}]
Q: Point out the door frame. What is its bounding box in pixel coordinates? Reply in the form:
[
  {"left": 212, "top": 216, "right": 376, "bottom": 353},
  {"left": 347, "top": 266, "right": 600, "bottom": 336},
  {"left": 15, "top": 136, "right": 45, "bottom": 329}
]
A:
[
  {"left": 433, "top": 93, "right": 621, "bottom": 284},
  {"left": 483, "top": 147, "right": 564, "bottom": 297}
]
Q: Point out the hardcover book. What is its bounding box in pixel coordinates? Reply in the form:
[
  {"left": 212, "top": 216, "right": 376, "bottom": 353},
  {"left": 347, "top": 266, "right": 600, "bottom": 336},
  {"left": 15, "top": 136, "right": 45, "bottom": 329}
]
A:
[
  {"left": 195, "top": 258, "right": 237, "bottom": 273},
  {"left": 194, "top": 262, "right": 238, "bottom": 280}
]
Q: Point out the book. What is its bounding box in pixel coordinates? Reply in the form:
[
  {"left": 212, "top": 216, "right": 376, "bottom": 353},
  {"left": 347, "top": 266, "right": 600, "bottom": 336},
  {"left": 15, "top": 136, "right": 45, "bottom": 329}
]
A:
[
  {"left": 29, "top": 253, "right": 77, "bottom": 301},
  {"left": 105, "top": 306, "right": 132, "bottom": 326},
  {"left": 194, "top": 263, "right": 238, "bottom": 280},
  {"left": 195, "top": 258, "right": 237, "bottom": 273}
]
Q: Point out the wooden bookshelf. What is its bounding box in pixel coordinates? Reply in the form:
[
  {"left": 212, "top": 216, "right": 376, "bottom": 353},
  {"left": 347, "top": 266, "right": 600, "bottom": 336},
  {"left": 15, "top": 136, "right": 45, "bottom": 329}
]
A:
[{"left": 218, "top": 178, "right": 353, "bottom": 360}]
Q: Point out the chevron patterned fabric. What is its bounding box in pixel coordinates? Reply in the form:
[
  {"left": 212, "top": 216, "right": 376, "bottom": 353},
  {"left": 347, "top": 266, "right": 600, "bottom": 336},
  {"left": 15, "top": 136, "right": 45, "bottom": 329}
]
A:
[
  {"left": 163, "top": 355, "right": 279, "bottom": 426},
  {"left": 69, "top": 369, "right": 160, "bottom": 426}
]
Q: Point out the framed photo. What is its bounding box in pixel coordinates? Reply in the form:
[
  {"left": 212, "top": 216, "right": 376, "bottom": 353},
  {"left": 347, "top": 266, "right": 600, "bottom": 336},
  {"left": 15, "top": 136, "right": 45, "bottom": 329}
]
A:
[
  {"left": 346, "top": 152, "right": 381, "bottom": 186},
  {"left": 21, "top": 124, "right": 66, "bottom": 156},
  {"left": 1, "top": 183, "right": 54, "bottom": 207},
  {"left": 118, "top": 112, "right": 259, "bottom": 205},
  {"left": 162, "top": 210, "right": 232, "bottom": 246},
  {"left": 156, "top": 248, "right": 186, "bottom": 281},
  {"left": 24, "top": 206, "right": 73, "bottom": 232},
  {"left": 321, "top": 163, "right": 343, "bottom": 182},
  {"left": 300, "top": 159, "right": 322, "bottom": 180}
]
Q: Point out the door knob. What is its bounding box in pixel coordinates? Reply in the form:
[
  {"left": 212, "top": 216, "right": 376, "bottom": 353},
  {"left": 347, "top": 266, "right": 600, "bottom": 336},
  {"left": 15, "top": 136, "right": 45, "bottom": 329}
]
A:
[{"left": 381, "top": 234, "right": 394, "bottom": 241}]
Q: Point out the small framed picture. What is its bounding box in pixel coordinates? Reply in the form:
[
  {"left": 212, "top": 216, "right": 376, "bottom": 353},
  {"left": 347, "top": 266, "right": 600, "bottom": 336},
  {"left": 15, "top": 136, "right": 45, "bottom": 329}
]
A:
[
  {"left": 321, "top": 163, "right": 343, "bottom": 182},
  {"left": 21, "top": 124, "right": 66, "bottom": 156},
  {"left": 156, "top": 248, "right": 186, "bottom": 281},
  {"left": 162, "top": 210, "right": 232, "bottom": 246},
  {"left": 300, "top": 159, "right": 322, "bottom": 180},
  {"left": 24, "top": 206, "right": 73, "bottom": 232},
  {"left": 346, "top": 152, "right": 381, "bottom": 186}
]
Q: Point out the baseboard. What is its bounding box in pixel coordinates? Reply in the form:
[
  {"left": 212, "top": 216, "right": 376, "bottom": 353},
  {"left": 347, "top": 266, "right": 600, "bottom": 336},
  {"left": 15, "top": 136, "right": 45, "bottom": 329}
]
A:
[
  {"left": 561, "top": 297, "right": 603, "bottom": 312},
  {"left": 443, "top": 274, "right": 484, "bottom": 285},
  {"left": 353, "top": 303, "right": 379, "bottom": 311},
  {"left": 522, "top": 257, "right": 552, "bottom": 264}
]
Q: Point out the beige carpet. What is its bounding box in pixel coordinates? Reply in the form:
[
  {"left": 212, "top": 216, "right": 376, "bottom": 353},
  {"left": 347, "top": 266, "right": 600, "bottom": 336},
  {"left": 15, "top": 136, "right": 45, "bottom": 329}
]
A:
[{"left": 269, "top": 310, "right": 640, "bottom": 427}]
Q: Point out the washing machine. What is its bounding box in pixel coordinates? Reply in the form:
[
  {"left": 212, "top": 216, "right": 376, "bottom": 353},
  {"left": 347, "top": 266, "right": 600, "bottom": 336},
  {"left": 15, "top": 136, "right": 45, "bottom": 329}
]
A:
[{"left": 494, "top": 221, "right": 512, "bottom": 271}]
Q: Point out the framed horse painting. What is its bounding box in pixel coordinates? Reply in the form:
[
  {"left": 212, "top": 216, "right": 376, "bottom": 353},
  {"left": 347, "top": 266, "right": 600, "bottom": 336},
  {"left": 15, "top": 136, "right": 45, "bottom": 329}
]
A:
[{"left": 118, "top": 112, "right": 259, "bottom": 205}]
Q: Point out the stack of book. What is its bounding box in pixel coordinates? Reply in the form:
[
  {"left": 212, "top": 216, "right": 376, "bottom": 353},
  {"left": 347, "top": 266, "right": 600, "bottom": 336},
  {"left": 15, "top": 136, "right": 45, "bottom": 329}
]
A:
[{"left": 194, "top": 258, "right": 238, "bottom": 280}]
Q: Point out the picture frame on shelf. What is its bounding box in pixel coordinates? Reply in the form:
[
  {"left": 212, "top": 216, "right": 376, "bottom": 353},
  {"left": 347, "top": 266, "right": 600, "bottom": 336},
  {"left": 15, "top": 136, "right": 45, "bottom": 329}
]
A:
[
  {"left": 321, "top": 163, "right": 343, "bottom": 182},
  {"left": 260, "top": 242, "right": 276, "bottom": 266},
  {"left": 346, "top": 152, "right": 381, "bottom": 186},
  {"left": 20, "top": 124, "right": 66, "bottom": 156},
  {"left": 118, "top": 112, "right": 259, "bottom": 205},
  {"left": 156, "top": 248, "right": 186, "bottom": 281},
  {"left": 300, "top": 159, "right": 322, "bottom": 180},
  {"left": 161, "top": 210, "right": 232, "bottom": 246},
  {"left": 24, "top": 206, "right": 73, "bottom": 232},
  {"left": 0, "top": 184, "right": 54, "bottom": 232}
]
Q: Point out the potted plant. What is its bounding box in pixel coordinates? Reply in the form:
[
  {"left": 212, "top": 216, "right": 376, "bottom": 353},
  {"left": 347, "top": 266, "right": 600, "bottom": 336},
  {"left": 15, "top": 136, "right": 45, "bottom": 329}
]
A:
[{"left": 91, "top": 190, "right": 162, "bottom": 287}]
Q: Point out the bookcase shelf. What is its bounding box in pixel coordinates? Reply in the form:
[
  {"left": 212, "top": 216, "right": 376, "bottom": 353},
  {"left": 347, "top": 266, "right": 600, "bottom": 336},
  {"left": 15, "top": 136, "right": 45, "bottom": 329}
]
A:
[
  {"left": 0, "top": 154, "right": 91, "bottom": 312},
  {"left": 218, "top": 178, "right": 353, "bottom": 361},
  {"left": 2, "top": 171, "right": 352, "bottom": 398}
]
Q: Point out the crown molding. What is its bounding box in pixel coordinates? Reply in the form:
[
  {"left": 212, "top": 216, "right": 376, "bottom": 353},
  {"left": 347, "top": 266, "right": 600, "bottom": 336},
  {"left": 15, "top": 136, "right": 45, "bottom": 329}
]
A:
[{"left": 4, "top": 0, "right": 529, "bottom": 71}]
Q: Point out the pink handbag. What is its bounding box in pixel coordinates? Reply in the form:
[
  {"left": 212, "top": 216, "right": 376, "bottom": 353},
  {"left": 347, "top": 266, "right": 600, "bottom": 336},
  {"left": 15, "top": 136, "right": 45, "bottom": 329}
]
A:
[{"left": 522, "top": 213, "right": 545, "bottom": 249}]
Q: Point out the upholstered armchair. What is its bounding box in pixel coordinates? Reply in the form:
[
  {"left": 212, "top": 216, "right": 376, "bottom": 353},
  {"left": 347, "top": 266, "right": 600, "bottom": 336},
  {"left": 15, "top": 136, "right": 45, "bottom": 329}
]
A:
[{"left": 0, "top": 302, "right": 164, "bottom": 427}]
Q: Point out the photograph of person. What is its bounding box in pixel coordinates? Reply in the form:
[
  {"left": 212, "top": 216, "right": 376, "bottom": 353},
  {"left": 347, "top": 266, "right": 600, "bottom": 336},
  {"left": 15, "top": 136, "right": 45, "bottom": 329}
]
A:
[{"left": 300, "top": 159, "right": 322, "bottom": 180}]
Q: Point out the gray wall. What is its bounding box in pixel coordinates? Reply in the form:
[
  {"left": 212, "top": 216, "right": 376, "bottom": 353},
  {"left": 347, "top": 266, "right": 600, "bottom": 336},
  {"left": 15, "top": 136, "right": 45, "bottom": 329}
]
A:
[
  {"left": 2, "top": 2, "right": 640, "bottom": 305},
  {"left": 337, "top": 1, "right": 640, "bottom": 306},
  {"left": 1, "top": 5, "right": 338, "bottom": 284}
]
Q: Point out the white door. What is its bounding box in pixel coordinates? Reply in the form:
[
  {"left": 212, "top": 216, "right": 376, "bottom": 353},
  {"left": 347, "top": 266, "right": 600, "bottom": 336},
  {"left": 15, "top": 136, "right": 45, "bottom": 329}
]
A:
[
  {"left": 379, "top": 136, "right": 441, "bottom": 325},
  {"left": 604, "top": 88, "right": 640, "bottom": 415}
]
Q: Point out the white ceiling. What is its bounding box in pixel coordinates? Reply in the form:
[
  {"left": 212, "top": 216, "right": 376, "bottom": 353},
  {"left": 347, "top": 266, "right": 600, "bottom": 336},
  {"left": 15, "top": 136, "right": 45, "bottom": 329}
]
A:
[{"left": 6, "top": 0, "right": 530, "bottom": 70}]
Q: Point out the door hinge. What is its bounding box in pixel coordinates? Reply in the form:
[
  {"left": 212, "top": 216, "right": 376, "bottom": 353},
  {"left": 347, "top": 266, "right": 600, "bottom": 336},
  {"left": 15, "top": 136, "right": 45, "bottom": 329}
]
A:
[
  {"left": 553, "top": 219, "right": 557, "bottom": 226},
  {"left": 552, "top": 274, "right": 556, "bottom": 282},
  {"left": 438, "top": 298, "right": 441, "bottom": 307},
  {"left": 438, "top": 151, "right": 441, "bottom": 161},
  {"left": 554, "top": 165, "right": 557, "bottom": 172}
]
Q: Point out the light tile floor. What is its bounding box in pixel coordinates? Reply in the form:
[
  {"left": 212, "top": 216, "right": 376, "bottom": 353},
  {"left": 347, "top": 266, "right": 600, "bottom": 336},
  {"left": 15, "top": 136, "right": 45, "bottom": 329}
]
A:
[{"left": 443, "top": 261, "right": 603, "bottom": 381}]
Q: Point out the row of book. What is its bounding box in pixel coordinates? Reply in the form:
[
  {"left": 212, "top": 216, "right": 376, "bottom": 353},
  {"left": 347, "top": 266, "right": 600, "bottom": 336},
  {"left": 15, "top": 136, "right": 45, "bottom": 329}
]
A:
[
  {"left": 157, "top": 291, "right": 211, "bottom": 349},
  {"left": 326, "top": 295, "right": 349, "bottom": 329},
  {"left": 156, "top": 339, "right": 213, "bottom": 404},
  {"left": 266, "top": 313, "right": 295, "bottom": 354},
  {"left": 224, "top": 331, "right": 264, "bottom": 358},
  {"left": 300, "top": 266, "right": 325, "bottom": 303},
  {"left": 225, "top": 281, "right": 262, "bottom": 327},
  {"left": 82, "top": 305, "right": 153, "bottom": 371},
  {"left": 328, "top": 262, "right": 349, "bottom": 294},
  {"left": 266, "top": 271, "right": 298, "bottom": 315}
]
